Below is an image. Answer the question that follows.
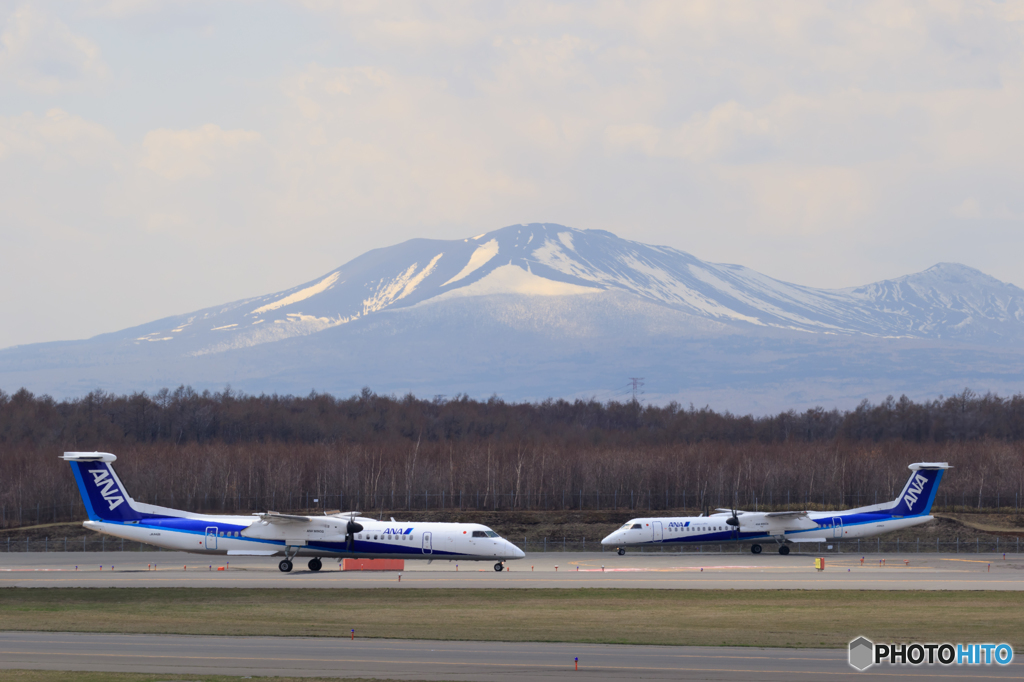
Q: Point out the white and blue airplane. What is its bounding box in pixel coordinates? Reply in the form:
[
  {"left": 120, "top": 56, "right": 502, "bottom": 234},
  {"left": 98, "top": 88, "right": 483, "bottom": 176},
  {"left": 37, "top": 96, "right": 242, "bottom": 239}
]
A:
[
  {"left": 63, "top": 451, "right": 525, "bottom": 572},
  {"left": 601, "top": 462, "right": 951, "bottom": 555}
]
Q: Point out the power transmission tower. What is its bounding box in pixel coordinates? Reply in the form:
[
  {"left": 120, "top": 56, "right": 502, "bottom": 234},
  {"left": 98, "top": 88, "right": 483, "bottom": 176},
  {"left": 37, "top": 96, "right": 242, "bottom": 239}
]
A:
[{"left": 629, "top": 377, "right": 645, "bottom": 403}]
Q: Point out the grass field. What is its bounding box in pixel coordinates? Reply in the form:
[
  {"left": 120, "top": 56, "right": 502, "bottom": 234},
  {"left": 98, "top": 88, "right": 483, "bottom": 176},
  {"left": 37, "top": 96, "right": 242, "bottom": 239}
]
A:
[{"left": 2, "top": 588, "right": 1021, "bottom": 649}]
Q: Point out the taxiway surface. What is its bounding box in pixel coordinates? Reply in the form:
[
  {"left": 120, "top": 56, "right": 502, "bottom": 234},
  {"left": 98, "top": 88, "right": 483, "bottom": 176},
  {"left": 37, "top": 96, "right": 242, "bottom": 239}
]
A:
[
  {"left": 3, "top": 631, "right": 1021, "bottom": 681},
  {"left": 1, "top": 551, "right": 1020, "bottom": 589}
]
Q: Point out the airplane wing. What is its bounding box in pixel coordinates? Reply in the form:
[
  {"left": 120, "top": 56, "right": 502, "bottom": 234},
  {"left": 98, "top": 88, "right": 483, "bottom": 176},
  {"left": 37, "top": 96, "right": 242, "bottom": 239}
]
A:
[
  {"left": 714, "top": 509, "right": 811, "bottom": 519},
  {"left": 255, "top": 512, "right": 311, "bottom": 523}
]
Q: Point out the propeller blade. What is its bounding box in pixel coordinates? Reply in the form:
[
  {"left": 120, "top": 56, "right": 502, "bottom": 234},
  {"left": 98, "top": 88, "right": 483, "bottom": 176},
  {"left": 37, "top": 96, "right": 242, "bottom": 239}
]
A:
[{"left": 344, "top": 512, "right": 363, "bottom": 552}]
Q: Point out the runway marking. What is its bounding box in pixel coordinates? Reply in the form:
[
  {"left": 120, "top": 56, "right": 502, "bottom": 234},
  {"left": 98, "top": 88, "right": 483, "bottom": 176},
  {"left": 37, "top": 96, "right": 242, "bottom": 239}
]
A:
[
  {"left": 573, "top": 565, "right": 776, "bottom": 572},
  {"left": 2, "top": 650, "right": 1021, "bottom": 679},
  {"left": 942, "top": 558, "right": 999, "bottom": 564}
]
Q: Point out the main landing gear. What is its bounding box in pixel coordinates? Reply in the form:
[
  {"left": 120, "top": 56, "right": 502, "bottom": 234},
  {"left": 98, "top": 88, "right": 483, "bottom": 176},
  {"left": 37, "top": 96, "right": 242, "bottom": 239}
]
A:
[
  {"left": 750, "top": 544, "right": 762, "bottom": 554},
  {"left": 778, "top": 545, "right": 790, "bottom": 555},
  {"left": 617, "top": 548, "right": 626, "bottom": 556},
  {"left": 279, "top": 545, "right": 300, "bottom": 572},
  {"left": 494, "top": 562, "right": 505, "bottom": 572},
  {"left": 308, "top": 558, "right": 323, "bottom": 572}
]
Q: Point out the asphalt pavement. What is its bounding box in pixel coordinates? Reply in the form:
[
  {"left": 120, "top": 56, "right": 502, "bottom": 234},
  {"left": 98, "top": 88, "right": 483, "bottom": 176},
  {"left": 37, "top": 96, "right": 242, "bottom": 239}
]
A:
[
  {"left": 3, "top": 631, "right": 1022, "bottom": 681},
  {"left": 1, "top": 551, "right": 1020, "bottom": 589}
]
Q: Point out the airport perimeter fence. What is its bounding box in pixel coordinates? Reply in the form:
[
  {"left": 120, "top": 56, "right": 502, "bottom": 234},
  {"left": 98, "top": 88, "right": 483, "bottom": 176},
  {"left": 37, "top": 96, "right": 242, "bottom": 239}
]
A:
[
  {"left": 4, "top": 535, "right": 1021, "bottom": 555},
  {"left": 4, "top": 489, "right": 1024, "bottom": 530}
]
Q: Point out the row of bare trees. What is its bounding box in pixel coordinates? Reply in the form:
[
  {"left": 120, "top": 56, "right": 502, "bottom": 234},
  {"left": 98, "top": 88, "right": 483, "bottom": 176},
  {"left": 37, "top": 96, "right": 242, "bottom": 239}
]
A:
[{"left": 3, "top": 430, "right": 1022, "bottom": 529}]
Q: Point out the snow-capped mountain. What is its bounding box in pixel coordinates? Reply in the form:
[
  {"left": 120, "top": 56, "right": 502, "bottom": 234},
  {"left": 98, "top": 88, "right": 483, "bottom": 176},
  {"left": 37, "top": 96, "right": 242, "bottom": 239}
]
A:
[
  {"left": 2, "top": 223, "right": 1023, "bottom": 411},
  {"left": 122, "top": 224, "right": 1024, "bottom": 357}
]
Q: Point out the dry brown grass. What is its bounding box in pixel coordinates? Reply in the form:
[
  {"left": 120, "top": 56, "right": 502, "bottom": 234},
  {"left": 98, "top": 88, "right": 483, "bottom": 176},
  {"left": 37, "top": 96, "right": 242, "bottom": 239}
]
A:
[{"left": 1, "top": 588, "right": 1022, "bottom": 649}]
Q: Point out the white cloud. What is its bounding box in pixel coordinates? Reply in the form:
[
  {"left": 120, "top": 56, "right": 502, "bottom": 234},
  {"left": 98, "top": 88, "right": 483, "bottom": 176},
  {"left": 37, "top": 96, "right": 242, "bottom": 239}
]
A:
[
  {"left": 0, "top": 108, "right": 119, "bottom": 165},
  {"left": 0, "top": 5, "right": 109, "bottom": 93},
  {"left": 3, "top": 1, "right": 1024, "bottom": 349},
  {"left": 140, "top": 124, "right": 262, "bottom": 181}
]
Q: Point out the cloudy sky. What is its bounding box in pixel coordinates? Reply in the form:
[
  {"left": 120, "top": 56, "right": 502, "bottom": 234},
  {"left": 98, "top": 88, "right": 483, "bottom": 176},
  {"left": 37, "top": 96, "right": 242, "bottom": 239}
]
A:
[{"left": 2, "top": 1, "right": 1023, "bottom": 349}]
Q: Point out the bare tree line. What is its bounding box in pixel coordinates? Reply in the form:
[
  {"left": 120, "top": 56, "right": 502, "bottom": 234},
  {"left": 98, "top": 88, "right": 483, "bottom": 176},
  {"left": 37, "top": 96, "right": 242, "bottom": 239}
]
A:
[{"left": 1, "top": 386, "right": 1023, "bottom": 528}]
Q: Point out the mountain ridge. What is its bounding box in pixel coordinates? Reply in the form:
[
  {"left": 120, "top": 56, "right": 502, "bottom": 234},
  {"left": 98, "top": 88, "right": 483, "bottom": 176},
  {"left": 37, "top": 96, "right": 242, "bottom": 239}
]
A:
[{"left": 1, "top": 223, "right": 1022, "bottom": 411}]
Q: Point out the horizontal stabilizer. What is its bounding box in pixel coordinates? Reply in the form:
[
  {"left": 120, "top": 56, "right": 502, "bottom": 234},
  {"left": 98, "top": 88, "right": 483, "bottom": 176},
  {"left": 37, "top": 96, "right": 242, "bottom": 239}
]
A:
[{"left": 62, "top": 452, "right": 117, "bottom": 462}]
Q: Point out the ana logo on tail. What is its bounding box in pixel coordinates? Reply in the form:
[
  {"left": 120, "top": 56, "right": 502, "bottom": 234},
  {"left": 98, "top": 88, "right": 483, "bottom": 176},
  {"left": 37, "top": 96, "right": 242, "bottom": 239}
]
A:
[
  {"left": 903, "top": 473, "right": 927, "bottom": 510},
  {"left": 88, "top": 468, "right": 125, "bottom": 510}
]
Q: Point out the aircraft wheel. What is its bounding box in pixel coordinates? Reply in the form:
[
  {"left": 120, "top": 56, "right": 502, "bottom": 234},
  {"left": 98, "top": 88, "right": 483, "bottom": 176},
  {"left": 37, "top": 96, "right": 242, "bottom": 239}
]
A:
[
  {"left": 778, "top": 545, "right": 790, "bottom": 556},
  {"left": 308, "top": 558, "right": 322, "bottom": 572},
  {"left": 751, "top": 544, "right": 762, "bottom": 554},
  {"left": 617, "top": 548, "right": 626, "bottom": 556},
  {"left": 494, "top": 562, "right": 504, "bottom": 572},
  {"left": 279, "top": 560, "right": 293, "bottom": 573}
]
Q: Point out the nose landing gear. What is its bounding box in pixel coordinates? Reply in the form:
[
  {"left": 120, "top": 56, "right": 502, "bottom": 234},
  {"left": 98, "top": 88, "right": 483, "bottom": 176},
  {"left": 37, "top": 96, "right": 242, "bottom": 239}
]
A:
[
  {"left": 279, "top": 545, "right": 300, "bottom": 573},
  {"left": 494, "top": 562, "right": 505, "bottom": 572},
  {"left": 617, "top": 548, "right": 626, "bottom": 556}
]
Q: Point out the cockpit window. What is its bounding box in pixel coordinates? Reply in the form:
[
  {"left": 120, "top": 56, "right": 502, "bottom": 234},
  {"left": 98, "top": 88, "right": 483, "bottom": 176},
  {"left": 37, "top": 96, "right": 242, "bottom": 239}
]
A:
[
  {"left": 631, "top": 523, "right": 642, "bottom": 529},
  {"left": 620, "top": 523, "right": 632, "bottom": 530},
  {"left": 472, "top": 531, "right": 487, "bottom": 538},
  {"left": 485, "top": 531, "right": 499, "bottom": 538}
]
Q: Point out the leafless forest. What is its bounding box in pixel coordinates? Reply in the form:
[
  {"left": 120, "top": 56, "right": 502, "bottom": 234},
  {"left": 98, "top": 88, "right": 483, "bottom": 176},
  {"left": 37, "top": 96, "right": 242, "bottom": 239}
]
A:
[{"left": 2, "top": 386, "right": 1023, "bottom": 528}]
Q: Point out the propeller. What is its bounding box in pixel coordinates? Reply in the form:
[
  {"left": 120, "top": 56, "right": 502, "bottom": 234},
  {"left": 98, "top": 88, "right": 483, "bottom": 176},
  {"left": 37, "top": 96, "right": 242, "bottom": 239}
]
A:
[
  {"left": 725, "top": 495, "right": 740, "bottom": 540},
  {"left": 343, "top": 511, "right": 363, "bottom": 552}
]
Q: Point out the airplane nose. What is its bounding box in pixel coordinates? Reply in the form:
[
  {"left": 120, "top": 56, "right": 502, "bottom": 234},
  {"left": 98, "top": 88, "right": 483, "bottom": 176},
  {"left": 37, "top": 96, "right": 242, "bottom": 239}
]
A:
[
  {"left": 601, "top": 533, "right": 616, "bottom": 546},
  {"left": 513, "top": 545, "right": 525, "bottom": 559}
]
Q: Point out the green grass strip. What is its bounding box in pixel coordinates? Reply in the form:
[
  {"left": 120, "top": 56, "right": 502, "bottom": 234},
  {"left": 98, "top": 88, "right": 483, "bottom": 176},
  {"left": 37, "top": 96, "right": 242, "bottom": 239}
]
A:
[{"left": 2, "top": 588, "right": 1021, "bottom": 649}]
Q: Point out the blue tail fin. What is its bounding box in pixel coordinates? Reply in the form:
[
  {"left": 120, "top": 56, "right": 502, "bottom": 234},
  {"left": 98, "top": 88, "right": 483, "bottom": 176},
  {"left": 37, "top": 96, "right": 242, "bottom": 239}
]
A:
[
  {"left": 889, "top": 463, "right": 950, "bottom": 517},
  {"left": 63, "top": 452, "right": 144, "bottom": 522}
]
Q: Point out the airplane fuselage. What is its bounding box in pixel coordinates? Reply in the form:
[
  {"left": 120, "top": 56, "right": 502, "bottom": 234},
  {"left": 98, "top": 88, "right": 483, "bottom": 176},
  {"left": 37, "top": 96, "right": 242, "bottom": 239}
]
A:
[
  {"left": 603, "top": 510, "right": 935, "bottom": 549},
  {"left": 84, "top": 515, "right": 521, "bottom": 561}
]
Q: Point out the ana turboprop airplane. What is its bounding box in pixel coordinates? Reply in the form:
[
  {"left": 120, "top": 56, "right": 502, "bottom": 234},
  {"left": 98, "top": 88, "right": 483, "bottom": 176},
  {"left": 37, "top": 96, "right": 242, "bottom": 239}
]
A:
[
  {"left": 63, "top": 451, "right": 525, "bottom": 572},
  {"left": 601, "top": 462, "right": 951, "bottom": 555}
]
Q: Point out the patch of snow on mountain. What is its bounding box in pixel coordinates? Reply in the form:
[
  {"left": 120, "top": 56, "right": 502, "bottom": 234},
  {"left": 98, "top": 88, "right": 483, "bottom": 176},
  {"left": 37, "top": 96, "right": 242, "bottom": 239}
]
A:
[
  {"left": 557, "top": 231, "right": 576, "bottom": 251},
  {"left": 251, "top": 272, "right": 341, "bottom": 315},
  {"left": 443, "top": 239, "right": 499, "bottom": 286},
  {"left": 171, "top": 317, "right": 195, "bottom": 333},
  {"left": 362, "top": 254, "right": 443, "bottom": 314},
  {"left": 426, "top": 264, "right": 601, "bottom": 302},
  {"left": 614, "top": 256, "right": 758, "bottom": 324},
  {"left": 193, "top": 312, "right": 356, "bottom": 356},
  {"left": 686, "top": 265, "right": 840, "bottom": 329},
  {"left": 532, "top": 237, "right": 605, "bottom": 282}
]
